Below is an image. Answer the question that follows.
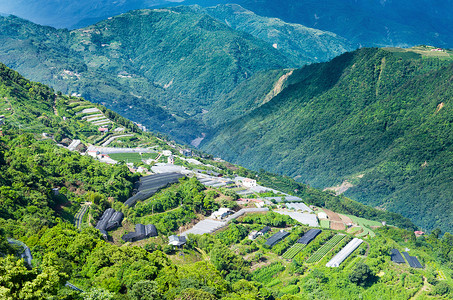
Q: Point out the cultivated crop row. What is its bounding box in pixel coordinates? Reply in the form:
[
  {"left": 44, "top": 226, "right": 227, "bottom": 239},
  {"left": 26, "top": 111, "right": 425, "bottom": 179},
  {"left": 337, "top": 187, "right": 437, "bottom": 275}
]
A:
[
  {"left": 251, "top": 262, "right": 285, "bottom": 284},
  {"left": 282, "top": 243, "right": 306, "bottom": 259},
  {"left": 306, "top": 234, "right": 345, "bottom": 263}
]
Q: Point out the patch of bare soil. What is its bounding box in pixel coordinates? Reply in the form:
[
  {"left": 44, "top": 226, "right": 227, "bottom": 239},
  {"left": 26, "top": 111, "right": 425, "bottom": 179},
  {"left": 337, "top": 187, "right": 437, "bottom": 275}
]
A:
[
  {"left": 323, "top": 208, "right": 342, "bottom": 222},
  {"left": 330, "top": 221, "right": 346, "bottom": 230},
  {"left": 323, "top": 180, "right": 354, "bottom": 195},
  {"left": 250, "top": 260, "right": 272, "bottom": 272}
]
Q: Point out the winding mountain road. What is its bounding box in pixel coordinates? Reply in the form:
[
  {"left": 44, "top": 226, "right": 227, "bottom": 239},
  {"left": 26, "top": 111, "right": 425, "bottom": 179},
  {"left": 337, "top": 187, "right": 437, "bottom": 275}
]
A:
[{"left": 7, "top": 238, "right": 84, "bottom": 292}]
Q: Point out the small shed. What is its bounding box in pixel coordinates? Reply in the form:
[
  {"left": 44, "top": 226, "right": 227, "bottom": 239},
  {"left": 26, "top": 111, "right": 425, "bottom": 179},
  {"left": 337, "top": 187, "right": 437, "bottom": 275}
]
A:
[
  {"left": 259, "top": 226, "right": 271, "bottom": 235},
  {"left": 248, "top": 230, "right": 259, "bottom": 240},
  {"left": 52, "top": 188, "right": 60, "bottom": 196},
  {"left": 180, "top": 149, "right": 192, "bottom": 156},
  {"left": 249, "top": 226, "right": 271, "bottom": 240},
  {"left": 168, "top": 235, "right": 187, "bottom": 246},
  {"left": 162, "top": 150, "right": 172, "bottom": 156},
  {"left": 211, "top": 208, "right": 233, "bottom": 220},
  {"left": 318, "top": 212, "right": 328, "bottom": 219}
]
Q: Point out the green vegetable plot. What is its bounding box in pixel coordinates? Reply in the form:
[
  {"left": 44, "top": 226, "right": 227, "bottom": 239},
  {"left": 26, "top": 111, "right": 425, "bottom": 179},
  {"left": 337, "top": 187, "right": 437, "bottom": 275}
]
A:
[
  {"left": 306, "top": 234, "right": 345, "bottom": 263},
  {"left": 282, "top": 243, "right": 306, "bottom": 259},
  {"left": 251, "top": 262, "right": 285, "bottom": 284}
]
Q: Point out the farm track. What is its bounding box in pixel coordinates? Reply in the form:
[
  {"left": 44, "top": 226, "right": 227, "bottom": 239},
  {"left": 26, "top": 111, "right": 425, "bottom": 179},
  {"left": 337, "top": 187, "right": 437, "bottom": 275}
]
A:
[
  {"left": 410, "top": 276, "right": 428, "bottom": 300},
  {"left": 101, "top": 134, "right": 134, "bottom": 147},
  {"left": 74, "top": 203, "right": 90, "bottom": 229}
]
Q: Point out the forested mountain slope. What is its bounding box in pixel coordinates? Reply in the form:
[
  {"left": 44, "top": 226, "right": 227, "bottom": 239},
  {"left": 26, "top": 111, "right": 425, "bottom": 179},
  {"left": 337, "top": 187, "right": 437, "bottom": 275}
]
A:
[
  {"left": 0, "top": 9, "right": 290, "bottom": 142},
  {"left": 189, "top": 4, "right": 353, "bottom": 67},
  {"left": 180, "top": 0, "right": 453, "bottom": 48},
  {"left": 202, "top": 47, "right": 453, "bottom": 233}
]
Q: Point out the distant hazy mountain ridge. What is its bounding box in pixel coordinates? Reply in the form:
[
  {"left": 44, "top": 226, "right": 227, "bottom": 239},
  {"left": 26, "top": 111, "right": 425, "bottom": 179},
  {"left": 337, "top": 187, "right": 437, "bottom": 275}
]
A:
[
  {"left": 188, "top": 4, "right": 353, "bottom": 66},
  {"left": 179, "top": 0, "right": 453, "bottom": 48},
  {"left": 0, "top": 0, "right": 171, "bottom": 28}
]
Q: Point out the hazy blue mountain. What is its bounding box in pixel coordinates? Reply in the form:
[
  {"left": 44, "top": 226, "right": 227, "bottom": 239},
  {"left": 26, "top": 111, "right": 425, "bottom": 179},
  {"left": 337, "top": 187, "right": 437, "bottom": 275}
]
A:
[
  {"left": 0, "top": 0, "right": 171, "bottom": 29},
  {"left": 3, "top": 0, "right": 453, "bottom": 48}
]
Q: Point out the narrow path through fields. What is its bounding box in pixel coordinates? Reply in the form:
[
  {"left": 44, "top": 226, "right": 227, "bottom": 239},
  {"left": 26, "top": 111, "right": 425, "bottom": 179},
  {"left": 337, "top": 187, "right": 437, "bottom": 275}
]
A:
[{"left": 74, "top": 203, "right": 90, "bottom": 229}]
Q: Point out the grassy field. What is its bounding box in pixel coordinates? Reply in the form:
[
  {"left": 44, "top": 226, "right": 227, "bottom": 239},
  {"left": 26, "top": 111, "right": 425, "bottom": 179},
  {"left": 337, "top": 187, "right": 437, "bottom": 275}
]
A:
[
  {"left": 109, "top": 152, "right": 158, "bottom": 164},
  {"left": 344, "top": 214, "right": 381, "bottom": 238},
  {"left": 347, "top": 215, "right": 382, "bottom": 227},
  {"left": 348, "top": 226, "right": 363, "bottom": 236},
  {"left": 384, "top": 46, "right": 453, "bottom": 60}
]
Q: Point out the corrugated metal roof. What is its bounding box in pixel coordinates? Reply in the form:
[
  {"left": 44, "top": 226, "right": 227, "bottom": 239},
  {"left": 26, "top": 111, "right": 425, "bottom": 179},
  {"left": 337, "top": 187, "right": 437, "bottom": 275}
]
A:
[
  {"left": 124, "top": 172, "right": 185, "bottom": 207},
  {"left": 297, "top": 229, "right": 322, "bottom": 244},
  {"left": 390, "top": 249, "right": 405, "bottom": 264},
  {"left": 402, "top": 252, "right": 423, "bottom": 268},
  {"left": 265, "top": 231, "right": 289, "bottom": 247}
]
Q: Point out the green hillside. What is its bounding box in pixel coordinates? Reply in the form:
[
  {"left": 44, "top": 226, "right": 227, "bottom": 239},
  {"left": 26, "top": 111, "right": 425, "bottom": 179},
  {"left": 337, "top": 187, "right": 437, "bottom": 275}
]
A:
[
  {"left": 0, "top": 62, "right": 452, "bottom": 299},
  {"left": 202, "top": 47, "right": 453, "bottom": 233},
  {"left": 191, "top": 4, "right": 353, "bottom": 67},
  {"left": 0, "top": 8, "right": 291, "bottom": 142},
  {"left": 0, "top": 62, "right": 164, "bottom": 150}
]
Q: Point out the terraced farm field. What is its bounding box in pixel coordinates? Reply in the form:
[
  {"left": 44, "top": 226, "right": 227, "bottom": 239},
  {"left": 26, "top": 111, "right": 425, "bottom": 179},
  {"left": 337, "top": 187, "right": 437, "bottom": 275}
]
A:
[
  {"left": 282, "top": 243, "right": 306, "bottom": 259},
  {"left": 345, "top": 215, "right": 382, "bottom": 237},
  {"left": 306, "top": 234, "right": 345, "bottom": 263}
]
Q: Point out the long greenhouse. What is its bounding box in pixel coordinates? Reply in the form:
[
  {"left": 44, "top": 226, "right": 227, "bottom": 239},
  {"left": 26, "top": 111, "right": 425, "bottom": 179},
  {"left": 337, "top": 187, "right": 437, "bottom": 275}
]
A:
[{"left": 326, "top": 238, "right": 363, "bottom": 267}]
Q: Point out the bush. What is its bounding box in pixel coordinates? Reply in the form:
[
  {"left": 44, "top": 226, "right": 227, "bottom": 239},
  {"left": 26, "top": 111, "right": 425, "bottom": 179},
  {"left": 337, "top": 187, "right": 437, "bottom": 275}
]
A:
[
  {"left": 348, "top": 263, "right": 375, "bottom": 286},
  {"left": 432, "top": 281, "right": 450, "bottom": 296},
  {"left": 278, "top": 284, "right": 300, "bottom": 296}
]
